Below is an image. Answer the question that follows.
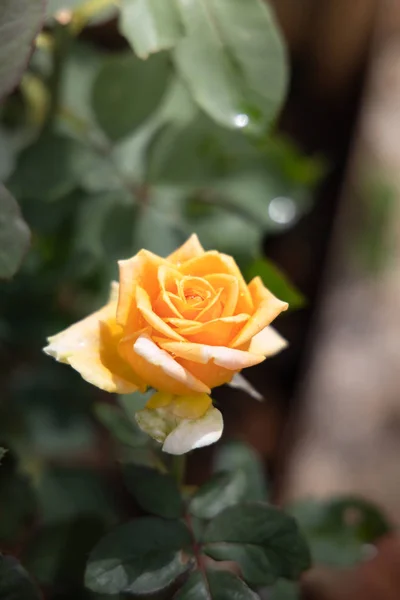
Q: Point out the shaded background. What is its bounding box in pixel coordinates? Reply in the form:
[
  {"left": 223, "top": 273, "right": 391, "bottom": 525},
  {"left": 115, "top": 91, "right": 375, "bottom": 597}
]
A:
[{"left": 1, "top": 0, "right": 400, "bottom": 598}]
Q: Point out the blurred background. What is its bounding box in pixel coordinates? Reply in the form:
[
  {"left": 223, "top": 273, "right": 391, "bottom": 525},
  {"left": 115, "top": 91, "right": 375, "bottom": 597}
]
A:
[{"left": 1, "top": 0, "right": 400, "bottom": 598}]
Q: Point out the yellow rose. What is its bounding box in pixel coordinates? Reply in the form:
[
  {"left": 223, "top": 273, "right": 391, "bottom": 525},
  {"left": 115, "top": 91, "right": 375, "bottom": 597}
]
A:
[{"left": 44, "top": 234, "right": 288, "bottom": 451}]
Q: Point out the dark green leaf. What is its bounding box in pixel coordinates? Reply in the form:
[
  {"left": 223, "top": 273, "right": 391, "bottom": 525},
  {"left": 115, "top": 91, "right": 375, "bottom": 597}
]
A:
[
  {"left": 8, "top": 132, "right": 96, "bottom": 202},
  {"left": 94, "top": 403, "right": 146, "bottom": 447},
  {"left": 288, "top": 496, "right": 392, "bottom": 568},
  {"left": 85, "top": 517, "right": 192, "bottom": 594},
  {"left": 173, "top": 0, "right": 287, "bottom": 133},
  {"left": 36, "top": 468, "right": 118, "bottom": 526},
  {"left": 0, "top": 450, "right": 36, "bottom": 544},
  {"left": 0, "top": 0, "right": 45, "bottom": 101},
  {"left": 203, "top": 503, "right": 311, "bottom": 586},
  {"left": 123, "top": 465, "right": 183, "bottom": 518},
  {"left": 0, "top": 185, "right": 30, "bottom": 279},
  {"left": 175, "top": 569, "right": 259, "bottom": 600},
  {"left": 0, "top": 555, "right": 41, "bottom": 600},
  {"left": 189, "top": 471, "right": 247, "bottom": 520},
  {"left": 22, "top": 517, "right": 108, "bottom": 588},
  {"left": 120, "top": 0, "right": 182, "bottom": 59},
  {"left": 245, "top": 258, "right": 305, "bottom": 309},
  {"left": 213, "top": 441, "right": 268, "bottom": 502},
  {"left": 92, "top": 52, "right": 170, "bottom": 141},
  {"left": 265, "top": 579, "right": 300, "bottom": 600}
]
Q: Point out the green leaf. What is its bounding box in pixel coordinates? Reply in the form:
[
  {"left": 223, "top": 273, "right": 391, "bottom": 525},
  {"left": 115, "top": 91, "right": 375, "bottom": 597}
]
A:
[
  {"left": 120, "top": 0, "right": 182, "bottom": 59},
  {"left": 203, "top": 503, "right": 311, "bottom": 586},
  {"left": 173, "top": 0, "right": 287, "bottom": 133},
  {"left": 0, "top": 0, "right": 45, "bottom": 101},
  {"left": 22, "top": 517, "right": 108, "bottom": 588},
  {"left": 0, "top": 555, "right": 41, "bottom": 600},
  {"left": 0, "top": 185, "right": 30, "bottom": 279},
  {"left": 193, "top": 209, "right": 261, "bottom": 265},
  {"left": 85, "top": 517, "right": 192, "bottom": 594},
  {"left": 123, "top": 465, "right": 183, "bottom": 518},
  {"left": 189, "top": 471, "right": 247, "bottom": 520},
  {"left": 133, "top": 188, "right": 188, "bottom": 256},
  {"left": 288, "top": 496, "right": 392, "bottom": 568},
  {"left": 175, "top": 569, "right": 259, "bottom": 600},
  {"left": 94, "top": 403, "right": 146, "bottom": 447},
  {"left": 92, "top": 52, "right": 171, "bottom": 141},
  {"left": 8, "top": 132, "right": 96, "bottom": 202},
  {"left": 0, "top": 457, "right": 37, "bottom": 544},
  {"left": 265, "top": 579, "right": 300, "bottom": 600},
  {"left": 245, "top": 258, "right": 305, "bottom": 309},
  {"left": 213, "top": 441, "right": 268, "bottom": 502}
]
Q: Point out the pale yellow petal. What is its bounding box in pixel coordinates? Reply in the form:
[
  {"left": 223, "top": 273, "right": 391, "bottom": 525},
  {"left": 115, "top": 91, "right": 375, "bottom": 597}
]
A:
[
  {"left": 248, "top": 325, "right": 288, "bottom": 357},
  {"left": 159, "top": 341, "right": 264, "bottom": 369},
  {"left": 44, "top": 302, "right": 141, "bottom": 394},
  {"left": 162, "top": 405, "right": 223, "bottom": 455},
  {"left": 167, "top": 233, "right": 205, "bottom": 264},
  {"left": 146, "top": 391, "right": 212, "bottom": 419},
  {"left": 231, "top": 277, "right": 288, "bottom": 348}
]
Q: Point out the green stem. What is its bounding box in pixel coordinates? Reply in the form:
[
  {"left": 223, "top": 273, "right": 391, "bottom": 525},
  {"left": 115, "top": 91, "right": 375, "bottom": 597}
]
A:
[{"left": 171, "top": 454, "right": 186, "bottom": 486}]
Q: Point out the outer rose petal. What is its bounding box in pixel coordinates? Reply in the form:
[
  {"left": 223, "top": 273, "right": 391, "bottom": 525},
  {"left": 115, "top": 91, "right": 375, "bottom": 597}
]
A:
[
  {"left": 231, "top": 277, "right": 288, "bottom": 348},
  {"left": 135, "top": 404, "right": 223, "bottom": 455},
  {"left": 43, "top": 290, "right": 141, "bottom": 393},
  {"left": 163, "top": 405, "right": 223, "bottom": 454},
  {"left": 117, "top": 250, "right": 168, "bottom": 326},
  {"left": 167, "top": 233, "right": 205, "bottom": 264},
  {"left": 248, "top": 325, "right": 288, "bottom": 356},
  {"left": 119, "top": 333, "right": 211, "bottom": 395},
  {"left": 228, "top": 373, "right": 263, "bottom": 401},
  {"left": 158, "top": 341, "right": 264, "bottom": 369}
]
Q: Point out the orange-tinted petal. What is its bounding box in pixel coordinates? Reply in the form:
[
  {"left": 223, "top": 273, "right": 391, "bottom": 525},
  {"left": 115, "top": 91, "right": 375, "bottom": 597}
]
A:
[
  {"left": 167, "top": 233, "right": 205, "bottom": 264},
  {"left": 136, "top": 285, "right": 185, "bottom": 341},
  {"left": 119, "top": 333, "right": 211, "bottom": 395},
  {"left": 205, "top": 274, "right": 239, "bottom": 317},
  {"left": 117, "top": 250, "right": 168, "bottom": 326},
  {"left": 231, "top": 277, "right": 288, "bottom": 348},
  {"left": 173, "top": 314, "right": 249, "bottom": 346},
  {"left": 175, "top": 358, "right": 235, "bottom": 389},
  {"left": 179, "top": 252, "right": 253, "bottom": 314}
]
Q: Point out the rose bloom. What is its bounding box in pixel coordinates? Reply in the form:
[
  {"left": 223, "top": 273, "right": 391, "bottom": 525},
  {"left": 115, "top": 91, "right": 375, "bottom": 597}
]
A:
[{"left": 44, "top": 235, "right": 288, "bottom": 452}]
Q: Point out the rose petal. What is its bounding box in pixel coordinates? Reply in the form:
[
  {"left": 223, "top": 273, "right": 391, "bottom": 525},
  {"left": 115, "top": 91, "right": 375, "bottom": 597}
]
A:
[
  {"left": 119, "top": 333, "right": 211, "bottom": 394},
  {"left": 175, "top": 358, "right": 235, "bottom": 389},
  {"left": 44, "top": 295, "right": 141, "bottom": 394},
  {"left": 248, "top": 325, "right": 288, "bottom": 356},
  {"left": 163, "top": 405, "right": 223, "bottom": 455},
  {"left": 205, "top": 274, "right": 239, "bottom": 317},
  {"left": 168, "top": 314, "right": 249, "bottom": 346},
  {"left": 179, "top": 252, "right": 253, "bottom": 314},
  {"left": 167, "top": 233, "right": 205, "bottom": 264},
  {"left": 117, "top": 250, "right": 168, "bottom": 326},
  {"left": 146, "top": 391, "right": 212, "bottom": 419},
  {"left": 228, "top": 373, "right": 263, "bottom": 401},
  {"left": 136, "top": 285, "right": 185, "bottom": 341},
  {"left": 231, "top": 277, "right": 288, "bottom": 348},
  {"left": 158, "top": 341, "right": 264, "bottom": 369}
]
